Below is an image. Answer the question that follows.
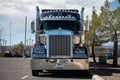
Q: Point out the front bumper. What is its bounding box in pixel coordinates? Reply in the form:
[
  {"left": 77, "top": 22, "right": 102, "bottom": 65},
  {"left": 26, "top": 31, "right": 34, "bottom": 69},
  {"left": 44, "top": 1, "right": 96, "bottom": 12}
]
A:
[{"left": 30, "top": 59, "right": 89, "bottom": 70}]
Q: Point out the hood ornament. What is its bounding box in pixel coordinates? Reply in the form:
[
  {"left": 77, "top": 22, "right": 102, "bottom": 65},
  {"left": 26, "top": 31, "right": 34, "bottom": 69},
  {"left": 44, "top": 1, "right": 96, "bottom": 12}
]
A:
[
  {"left": 58, "top": 27, "right": 62, "bottom": 34},
  {"left": 58, "top": 27, "right": 62, "bottom": 30}
]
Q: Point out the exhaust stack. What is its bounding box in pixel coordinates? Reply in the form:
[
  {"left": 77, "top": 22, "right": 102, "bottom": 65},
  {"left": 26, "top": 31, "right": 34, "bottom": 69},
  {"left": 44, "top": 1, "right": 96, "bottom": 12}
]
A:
[
  {"left": 80, "top": 7, "right": 84, "bottom": 31},
  {"left": 36, "top": 6, "right": 40, "bottom": 44}
]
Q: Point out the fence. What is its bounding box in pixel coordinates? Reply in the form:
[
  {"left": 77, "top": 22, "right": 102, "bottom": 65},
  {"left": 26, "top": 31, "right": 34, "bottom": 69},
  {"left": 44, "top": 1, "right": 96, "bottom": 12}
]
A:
[{"left": 89, "top": 46, "right": 120, "bottom": 57}]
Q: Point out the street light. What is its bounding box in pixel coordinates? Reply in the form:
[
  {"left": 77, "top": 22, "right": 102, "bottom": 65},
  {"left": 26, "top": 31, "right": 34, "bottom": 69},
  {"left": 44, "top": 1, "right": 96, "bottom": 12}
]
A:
[
  {"left": 29, "top": 38, "right": 31, "bottom": 46},
  {"left": 5, "top": 40, "right": 7, "bottom": 51},
  {"left": 0, "top": 26, "right": 4, "bottom": 56},
  {"left": 0, "top": 27, "right": 4, "bottom": 46},
  {"left": 0, "top": 27, "right": 2, "bottom": 47},
  {"left": 9, "top": 23, "right": 12, "bottom": 51},
  {"left": 32, "top": 39, "right": 34, "bottom": 45}
]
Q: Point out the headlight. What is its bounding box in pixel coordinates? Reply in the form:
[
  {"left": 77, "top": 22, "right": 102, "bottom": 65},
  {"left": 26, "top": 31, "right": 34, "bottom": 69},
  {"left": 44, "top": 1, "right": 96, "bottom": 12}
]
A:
[
  {"left": 35, "top": 49, "right": 45, "bottom": 53},
  {"left": 75, "top": 48, "right": 85, "bottom": 54}
]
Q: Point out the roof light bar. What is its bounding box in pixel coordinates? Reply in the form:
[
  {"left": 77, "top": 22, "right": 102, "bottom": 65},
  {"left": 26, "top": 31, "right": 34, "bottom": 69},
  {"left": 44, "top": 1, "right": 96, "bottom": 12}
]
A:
[
  {"left": 43, "top": 15, "right": 76, "bottom": 20},
  {"left": 42, "top": 9, "right": 78, "bottom": 13}
]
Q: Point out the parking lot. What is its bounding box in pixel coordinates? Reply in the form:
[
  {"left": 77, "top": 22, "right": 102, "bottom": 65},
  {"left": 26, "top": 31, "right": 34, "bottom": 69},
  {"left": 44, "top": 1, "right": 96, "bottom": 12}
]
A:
[
  {"left": 0, "top": 58, "right": 92, "bottom": 80},
  {"left": 0, "top": 57, "right": 120, "bottom": 80},
  {"left": 89, "top": 57, "right": 120, "bottom": 80}
]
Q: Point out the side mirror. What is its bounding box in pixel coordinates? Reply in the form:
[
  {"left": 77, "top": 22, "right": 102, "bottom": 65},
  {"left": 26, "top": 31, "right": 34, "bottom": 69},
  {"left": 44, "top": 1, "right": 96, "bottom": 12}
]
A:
[{"left": 31, "top": 21, "right": 35, "bottom": 33}]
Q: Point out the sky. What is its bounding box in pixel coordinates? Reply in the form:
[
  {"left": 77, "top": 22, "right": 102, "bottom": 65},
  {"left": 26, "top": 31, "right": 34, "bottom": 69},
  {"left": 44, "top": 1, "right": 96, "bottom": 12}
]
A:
[{"left": 0, "top": 0, "right": 119, "bottom": 46}]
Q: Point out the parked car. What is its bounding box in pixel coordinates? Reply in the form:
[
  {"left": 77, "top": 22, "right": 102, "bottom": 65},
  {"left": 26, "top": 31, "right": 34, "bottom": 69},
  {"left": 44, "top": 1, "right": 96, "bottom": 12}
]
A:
[
  {"left": 24, "top": 51, "right": 31, "bottom": 57},
  {"left": 4, "top": 51, "right": 12, "bottom": 57},
  {"left": 105, "top": 52, "right": 113, "bottom": 59},
  {"left": 13, "top": 52, "right": 23, "bottom": 57}
]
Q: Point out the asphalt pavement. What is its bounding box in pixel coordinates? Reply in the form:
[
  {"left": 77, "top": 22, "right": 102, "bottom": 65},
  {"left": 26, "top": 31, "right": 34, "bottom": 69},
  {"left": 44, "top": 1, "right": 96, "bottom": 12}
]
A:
[
  {"left": 89, "top": 57, "right": 120, "bottom": 80},
  {"left": 0, "top": 58, "right": 92, "bottom": 80}
]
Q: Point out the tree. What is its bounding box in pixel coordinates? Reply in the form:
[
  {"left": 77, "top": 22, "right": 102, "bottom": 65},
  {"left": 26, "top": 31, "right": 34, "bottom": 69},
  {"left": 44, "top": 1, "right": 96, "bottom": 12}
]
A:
[
  {"left": 13, "top": 41, "right": 24, "bottom": 54},
  {"left": 118, "top": 0, "right": 120, "bottom": 3},
  {"left": 86, "top": 7, "right": 101, "bottom": 63},
  {"left": 100, "top": 0, "right": 120, "bottom": 66}
]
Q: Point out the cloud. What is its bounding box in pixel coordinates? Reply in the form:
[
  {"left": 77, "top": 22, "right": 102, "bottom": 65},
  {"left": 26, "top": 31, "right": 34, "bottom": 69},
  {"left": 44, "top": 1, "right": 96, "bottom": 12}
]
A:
[
  {"left": 36, "top": 0, "right": 115, "bottom": 18},
  {"left": 0, "top": 0, "right": 116, "bottom": 45},
  {"left": 36, "top": 0, "right": 67, "bottom": 9},
  {"left": 0, "top": 0, "right": 34, "bottom": 15}
]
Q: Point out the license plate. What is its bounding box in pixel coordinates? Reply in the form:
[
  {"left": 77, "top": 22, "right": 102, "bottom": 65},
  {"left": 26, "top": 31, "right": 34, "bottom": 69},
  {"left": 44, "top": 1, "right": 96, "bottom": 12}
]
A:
[{"left": 55, "top": 64, "right": 64, "bottom": 69}]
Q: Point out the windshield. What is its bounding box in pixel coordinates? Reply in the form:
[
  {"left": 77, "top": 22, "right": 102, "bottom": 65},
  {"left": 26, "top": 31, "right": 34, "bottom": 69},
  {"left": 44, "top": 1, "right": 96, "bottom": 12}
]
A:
[{"left": 43, "top": 21, "right": 80, "bottom": 31}]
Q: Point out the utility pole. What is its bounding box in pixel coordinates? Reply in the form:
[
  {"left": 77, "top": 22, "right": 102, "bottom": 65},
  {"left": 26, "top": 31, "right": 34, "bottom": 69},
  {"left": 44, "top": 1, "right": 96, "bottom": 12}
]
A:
[
  {"left": 29, "top": 38, "right": 31, "bottom": 46},
  {"left": 32, "top": 39, "right": 34, "bottom": 46},
  {"left": 2, "top": 39, "right": 4, "bottom": 47},
  {"left": 26, "top": 39, "right": 28, "bottom": 46},
  {"left": 0, "top": 26, "right": 4, "bottom": 56},
  {"left": 9, "top": 23, "right": 12, "bottom": 52},
  {"left": 2, "top": 39, "right": 5, "bottom": 53},
  {"left": 0, "top": 38, "right": 1, "bottom": 56},
  {"left": 24, "top": 16, "right": 27, "bottom": 58},
  {"left": 5, "top": 40, "right": 7, "bottom": 51}
]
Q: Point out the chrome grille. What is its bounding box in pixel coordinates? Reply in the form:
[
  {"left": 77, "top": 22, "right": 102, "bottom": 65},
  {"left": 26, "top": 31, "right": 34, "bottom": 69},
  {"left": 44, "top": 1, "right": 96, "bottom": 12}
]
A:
[{"left": 49, "top": 35, "right": 71, "bottom": 57}]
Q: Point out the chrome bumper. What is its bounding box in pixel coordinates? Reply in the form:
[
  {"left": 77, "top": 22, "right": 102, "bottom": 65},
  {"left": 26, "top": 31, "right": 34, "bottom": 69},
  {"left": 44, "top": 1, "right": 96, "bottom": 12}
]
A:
[{"left": 31, "top": 59, "right": 89, "bottom": 70}]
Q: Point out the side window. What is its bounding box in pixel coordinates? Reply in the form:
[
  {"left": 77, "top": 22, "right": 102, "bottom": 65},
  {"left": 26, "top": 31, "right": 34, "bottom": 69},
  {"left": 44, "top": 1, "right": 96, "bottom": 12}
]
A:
[
  {"left": 73, "top": 22, "right": 80, "bottom": 31},
  {"left": 39, "top": 21, "right": 44, "bottom": 30}
]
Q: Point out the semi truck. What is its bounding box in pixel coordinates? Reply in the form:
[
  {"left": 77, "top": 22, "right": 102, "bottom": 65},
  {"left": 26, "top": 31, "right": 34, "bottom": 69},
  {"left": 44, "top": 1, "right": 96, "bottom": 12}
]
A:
[{"left": 30, "top": 6, "right": 89, "bottom": 76}]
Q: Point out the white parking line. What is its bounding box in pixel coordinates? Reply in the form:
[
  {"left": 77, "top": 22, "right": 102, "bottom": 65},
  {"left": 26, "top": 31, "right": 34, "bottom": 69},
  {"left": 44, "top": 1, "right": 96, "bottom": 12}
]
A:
[{"left": 21, "top": 75, "right": 28, "bottom": 79}]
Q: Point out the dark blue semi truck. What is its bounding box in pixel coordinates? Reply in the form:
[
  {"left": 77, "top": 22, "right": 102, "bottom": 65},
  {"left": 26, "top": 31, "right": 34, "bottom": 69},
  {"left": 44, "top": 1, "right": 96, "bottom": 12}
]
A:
[{"left": 30, "top": 6, "right": 89, "bottom": 76}]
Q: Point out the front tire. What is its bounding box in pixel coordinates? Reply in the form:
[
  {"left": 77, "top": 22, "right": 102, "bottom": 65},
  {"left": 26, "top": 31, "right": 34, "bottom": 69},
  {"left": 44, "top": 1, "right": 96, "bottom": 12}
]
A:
[{"left": 32, "top": 70, "right": 39, "bottom": 76}]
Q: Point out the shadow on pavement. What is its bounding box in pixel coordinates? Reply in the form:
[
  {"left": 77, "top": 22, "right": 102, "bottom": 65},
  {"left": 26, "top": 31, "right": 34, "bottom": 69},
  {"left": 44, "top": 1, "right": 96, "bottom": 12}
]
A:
[
  {"left": 90, "top": 62, "right": 120, "bottom": 76},
  {"left": 36, "top": 70, "right": 91, "bottom": 79}
]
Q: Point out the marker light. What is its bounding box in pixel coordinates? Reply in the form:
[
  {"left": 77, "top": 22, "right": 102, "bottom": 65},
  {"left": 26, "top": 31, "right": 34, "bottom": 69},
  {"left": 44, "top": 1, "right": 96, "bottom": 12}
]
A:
[{"left": 33, "top": 43, "right": 37, "bottom": 47}]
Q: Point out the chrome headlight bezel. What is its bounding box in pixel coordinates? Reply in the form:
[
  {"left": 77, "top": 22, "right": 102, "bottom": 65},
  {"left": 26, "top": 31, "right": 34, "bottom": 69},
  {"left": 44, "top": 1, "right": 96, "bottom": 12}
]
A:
[
  {"left": 39, "top": 34, "right": 46, "bottom": 45},
  {"left": 73, "top": 34, "right": 80, "bottom": 45}
]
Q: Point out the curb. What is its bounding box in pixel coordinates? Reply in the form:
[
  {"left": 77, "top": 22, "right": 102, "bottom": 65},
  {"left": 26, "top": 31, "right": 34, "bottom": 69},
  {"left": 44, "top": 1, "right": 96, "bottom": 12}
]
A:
[{"left": 88, "top": 71, "right": 104, "bottom": 80}]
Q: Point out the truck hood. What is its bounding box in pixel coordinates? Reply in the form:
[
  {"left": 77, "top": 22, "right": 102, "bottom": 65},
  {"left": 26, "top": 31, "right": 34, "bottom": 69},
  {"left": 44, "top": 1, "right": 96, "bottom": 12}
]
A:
[{"left": 46, "top": 28, "right": 73, "bottom": 35}]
